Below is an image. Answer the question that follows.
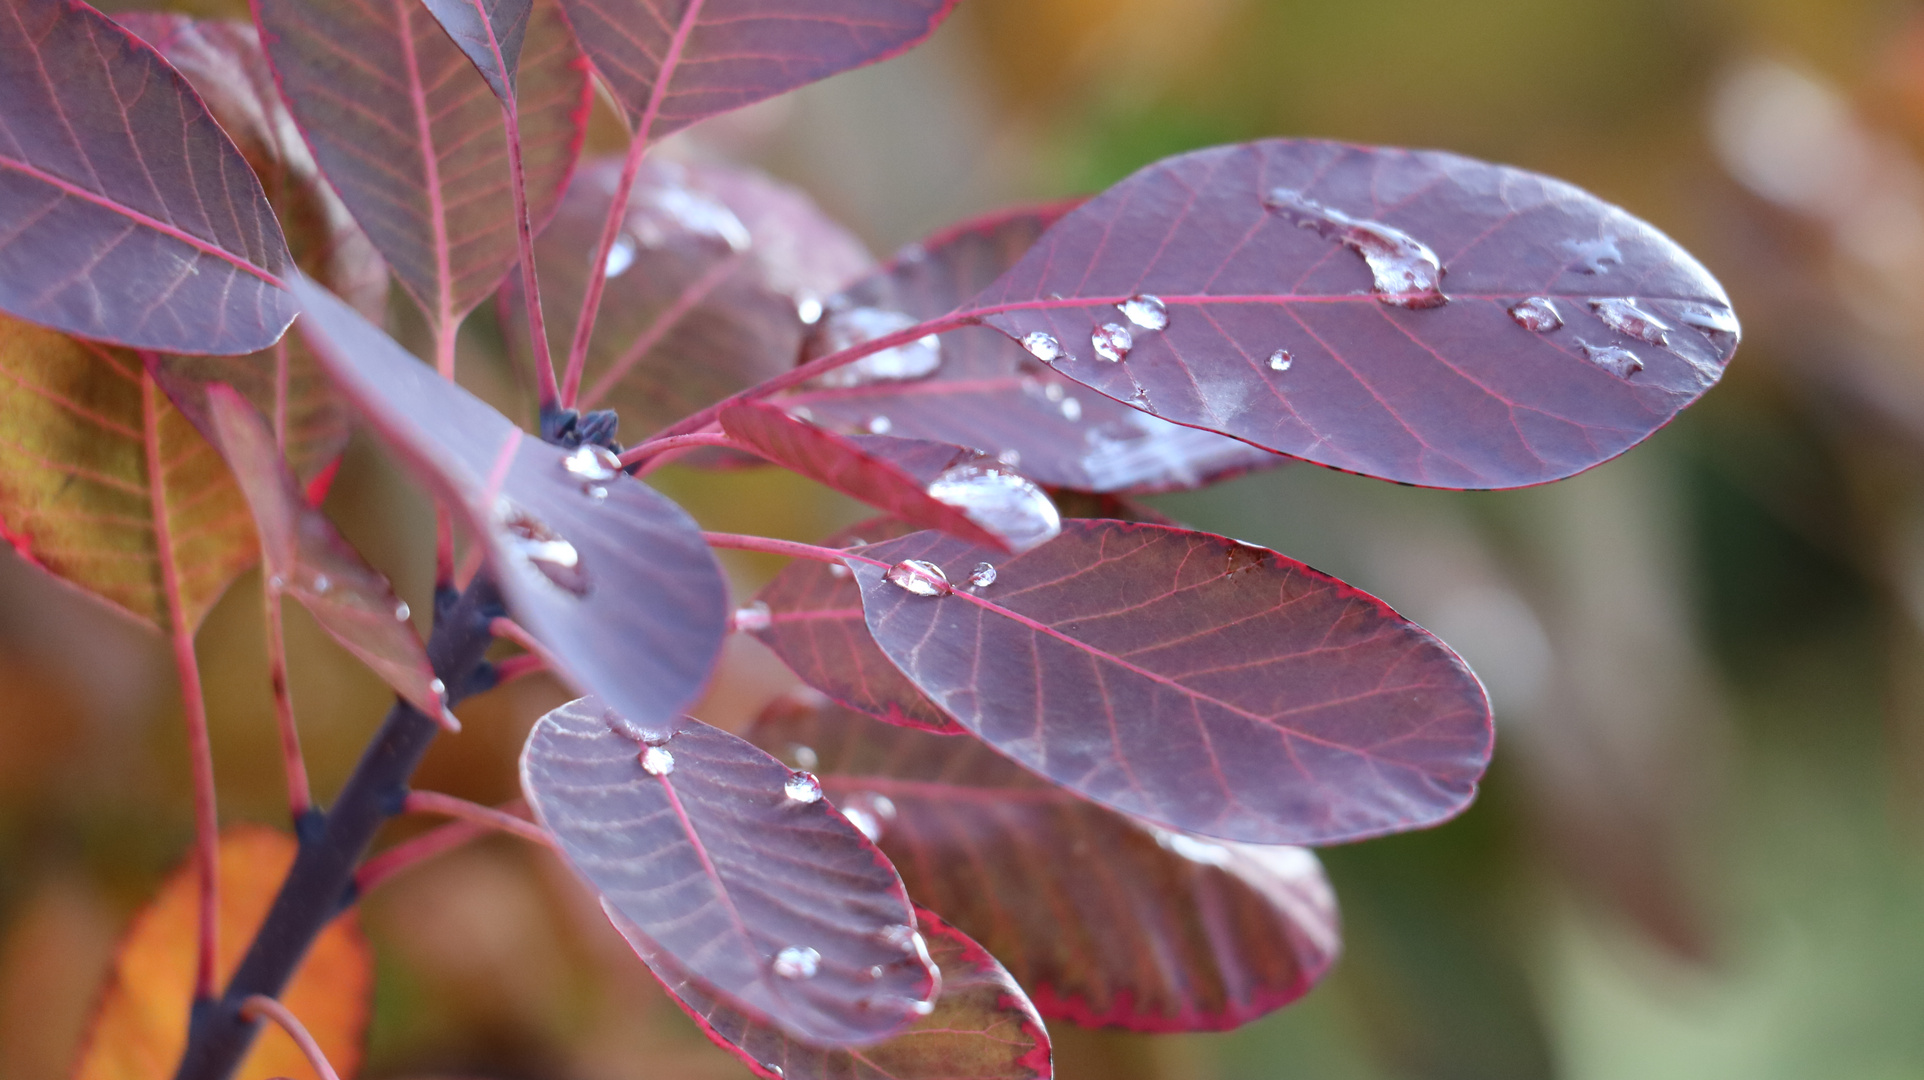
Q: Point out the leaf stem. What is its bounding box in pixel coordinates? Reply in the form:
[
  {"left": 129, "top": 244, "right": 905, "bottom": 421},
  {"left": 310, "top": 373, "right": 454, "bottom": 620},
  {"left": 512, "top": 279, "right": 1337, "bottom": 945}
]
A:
[
  {"left": 616, "top": 430, "right": 738, "bottom": 472},
  {"left": 491, "top": 652, "right": 545, "bottom": 685},
  {"left": 497, "top": 84, "right": 560, "bottom": 410},
  {"left": 352, "top": 817, "right": 488, "bottom": 894},
  {"left": 237, "top": 996, "right": 339, "bottom": 1080},
  {"left": 431, "top": 324, "right": 459, "bottom": 591},
  {"left": 701, "top": 531, "right": 889, "bottom": 568},
  {"left": 404, "top": 791, "right": 552, "bottom": 847},
  {"left": 263, "top": 583, "right": 312, "bottom": 819}
]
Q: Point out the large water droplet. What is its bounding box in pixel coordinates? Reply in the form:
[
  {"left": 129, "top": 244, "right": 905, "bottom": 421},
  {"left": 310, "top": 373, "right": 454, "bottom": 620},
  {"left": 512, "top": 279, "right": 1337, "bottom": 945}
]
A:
[
  {"left": 926, "top": 463, "right": 1062, "bottom": 552},
  {"left": 1564, "top": 236, "right": 1623, "bottom": 274},
  {"left": 494, "top": 498, "right": 589, "bottom": 596},
  {"left": 1264, "top": 188, "right": 1447, "bottom": 309},
  {"left": 772, "top": 945, "right": 821, "bottom": 980},
  {"left": 1588, "top": 297, "right": 1670, "bottom": 345},
  {"left": 1578, "top": 339, "right": 1644, "bottom": 379},
  {"left": 1022, "top": 331, "right": 1061, "bottom": 362},
  {"left": 733, "top": 601, "right": 771, "bottom": 633},
  {"left": 562, "top": 444, "right": 622, "bottom": 483},
  {"left": 784, "top": 771, "right": 823, "bottom": 803},
  {"left": 639, "top": 745, "right": 675, "bottom": 776},
  {"left": 969, "top": 562, "right": 997, "bottom": 588},
  {"left": 1267, "top": 349, "right": 1293, "bottom": 372},
  {"left": 1677, "top": 301, "right": 1739, "bottom": 338},
  {"left": 1116, "top": 293, "right": 1169, "bottom": 331},
  {"left": 1509, "top": 296, "right": 1564, "bottom": 333},
  {"left": 814, "top": 307, "right": 942, "bottom": 387},
  {"left": 884, "top": 560, "right": 951, "bottom": 597},
  {"left": 1091, "top": 322, "right": 1133, "bottom": 362}
]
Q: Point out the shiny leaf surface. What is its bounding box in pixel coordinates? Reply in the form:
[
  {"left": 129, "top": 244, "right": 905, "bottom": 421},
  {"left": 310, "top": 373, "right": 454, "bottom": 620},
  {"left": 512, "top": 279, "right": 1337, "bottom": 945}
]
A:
[
  {"left": 752, "top": 697, "right": 1342, "bottom": 1032},
  {"left": 521, "top": 697, "right": 939, "bottom": 1045},
  {"left": 970, "top": 140, "right": 1741, "bottom": 489},
  {"left": 851, "top": 520, "right": 1494, "bottom": 844},
  {"left": 0, "top": 0, "right": 294, "bottom": 354}
]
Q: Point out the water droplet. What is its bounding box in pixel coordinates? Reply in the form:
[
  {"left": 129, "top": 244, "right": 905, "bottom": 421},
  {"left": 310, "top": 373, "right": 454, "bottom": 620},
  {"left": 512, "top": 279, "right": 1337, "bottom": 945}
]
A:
[
  {"left": 393, "top": 601, "right": 411, "bottom": 622},
  {"left": 1060, "top": 396, "right": 1082, "bottom": 422},
  {"left": 1043, "top": 382, "right": 1065, "bottom": 403},
  {"left": 772, "top": 945, "right": 821, "bottom": 980},
  {"left": 866, "top": 415, "right": 893, "bottom": 435},
  {"left": 1577, "top": 339, "right": 1644, "bottom": 379},
  {"left": 1677, "top": 301, "right": 1739, "bottom": 338},
  {"left": 784, "top": 771, "right": 823, "bottom": 803},
  {"left": 814, "top": 307, "right": 942, "bottom": 387},
  {"left": 796, "top": 292, "right": 824, "bottom": 325},
  {"left": 604, "top": 235, "right": 636, "bottom": 278},
  {"left": 926, "top": 463, "right": 1062, "bottom": 552},
  {"left": 1116, "top": 294, "right": 1169, "bottom": 331},
  {"left": 909, "top": 999, "right": 936, "bottom": 1016},
  {"left": 1265, "top": 188, "right": 1448, "bottom": 309},
  {"left": 996, "top": 449, "right": 1021, "bottom": 467},
  {"left": 1152, "top": 827, "right": 1234, "bottom": 866},
  {"left": 1509, "top": 296, "right": 1564, "bottom": 333},
  {"left": 969, "top": 562, "right": 997, "bottom": 588},
  {"left": 1022, "top": 331, "right": 1061, "bottom": 362},
  {"left": 1091, "top": 322, "right": 1133, "bottom": 362},
  {"left": 878, "top": 923, "right": 922, "bottom": 954},
  {"left": 789, "top": 743, "right": 819, "bottom": 771},
  {"left": 639, "top": 745, "right": 675, "bottom": 776},
  {"left": 1588, "top": 297, "right": 1670, "bottom": 345},
  {"left": 766, "top": 1066, "right": 784, "bottom": 1079},
  {"left": 1564, "top": 236, "right": 1623, "bottom": 274},
  {"left": 829, "top": 563, "right": 851, "bottom": 579},
  {"left": 494, "top": 498, "right": 589, "bottom": 596},
  {"left": 733, "top": 601, "right": 772, "bottom": 633},
  {"left": 1128, "top": 383, "right": 1156, "bottom": 413},
  {"left": 884, "top": 559, "right": 951, "bottom": 598},
  {"left": 562, "top": 444, "right": 622, "bottom": 482},
  {"left": 429, "top": 677, "right": 447, "bottom": 699},
  {"left": 586, "top": 485, "right": 608, "bottom": 502},
  {"left": 869, "top": 965, "right": 885, "bottom": 979},
  {"left": 311, "top": 573, "right": 331, "bottom": 594},
  {"left": 1267, "top": 349, "right": 1293, "bottom": 372}
]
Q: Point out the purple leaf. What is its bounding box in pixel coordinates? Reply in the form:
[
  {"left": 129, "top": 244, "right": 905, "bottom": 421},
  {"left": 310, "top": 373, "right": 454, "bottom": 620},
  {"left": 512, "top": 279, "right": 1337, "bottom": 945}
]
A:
[
  {"left": 522, "top": 697, "right": 940, "bottom": 1045},
  {"left": 0, "top": 0, "right": 294, "bottom": 354},
  {"left": 292, "top": 276, "right": 727, "bottom": 738},
  {"left": 788, "top": 205, "right": 1278, "bottom": 493},
  {"left": 850, "top": 520, "right": 1493, "bottom": 845},
  {"left": 197, "top": 383, "right": 443, "bottom": 717},
  {"left": 969, "top": 140, "right": 1741, "bottom": 490},
  {"left": 751, "top": 696, "right": 1342, "bottom": 1032},
  {"left": 420, "top": 0, "right": 532, "bottom": 103},
  {"left": 555, "top": 0, "right": 959, "bottom": 139},
  {"left": 255, "top": 0, "right": 590, "bottom": 330},
  {"left": 617, "top": 903, "right": 1051, "bottom": 1080},
  {"left": 750, "top": 518, "right": 959, "bottom": 734}
]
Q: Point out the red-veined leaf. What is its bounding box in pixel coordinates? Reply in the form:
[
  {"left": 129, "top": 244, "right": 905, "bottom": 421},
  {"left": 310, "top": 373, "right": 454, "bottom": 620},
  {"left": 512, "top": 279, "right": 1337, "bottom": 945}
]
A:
[
  {"left": 969, "top": 140, "right": 1741, "bottom": 490},
  {"left": 752, "top": 696, "right": 1342, "bottom": 1032},
  {"left": 618, "top": 903, "right": 1051, "bottom": 1080},
  {"left": 521, "top": 697, "right": 940, "bottom": 1046},
  {"left": 721, "top": 402, "right": 1060, "bottom": 553},
  {"left": 505, "top": 157, "right": 870, "bottom": 438},
  {"left": 556, "top": 0, "right": 958, "bottom": 139},
  {"left": 255, "top": 0, "right": 590, "bottom": 331},
  {"left": 0, "top": 0, "right": 294, "bottom": 354},
  {"left": 420, "top": 0, "right": 532, "bottom": 103},
  {"left": 786, "top": 206, "right": 1278, "bottom": 493},
  {"left": 750, "top": 518, "right": 958, "bottom": 733},
  {"left": 850, "top": 520, "right": 1493, "bottom": 845},
  {"left": 198, "top": 383, "right": 441, "bottom": 716},
  {"left": 293, "top": 276, "right": 726, "bottom": 738}
]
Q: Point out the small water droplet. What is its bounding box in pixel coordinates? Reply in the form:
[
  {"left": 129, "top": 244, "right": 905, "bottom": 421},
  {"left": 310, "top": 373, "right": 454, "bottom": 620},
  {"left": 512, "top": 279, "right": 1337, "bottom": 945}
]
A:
[
  {"left": 587, "top": 485, "right": 608, "bottom": 502},
  {"left": 494, "top": 498, "right": 589, "bottom": 596},
  {"left": 829, "top": 562, "right": 851, "bottom": 579},
  {"left": 1267, "top": 349, "right": 1293, "bottom": 372},
  {"left": 869, "top": 965, "right": 885, "bottom": 979},
  {"left": 640, "top": 745, "right": 675, "bottom": 776},
  {"left": 1588, "top": 297, "right": 1670, "bottom": 345},
  {"left": 884, "top": 559, "right": 951, "bottom": 597},
  {"left": 1128, "top": 383, "right": 1156, "bottom": 413},
  {"left": 1577, "top": 339, "right": 1644, "bottom": 379},
  {"left": 1091, "top": 322, "right": 1133, "bottom": 362},
  {"left": 789, "top": 743, "right": 819, "bottom": 771},
  {"left": 878, "top": 923, "right": 921, "bottom": 953},
  {"left": 996, "top": 449, "right": 1021, "bottom": 467},
  {"left": 1153, "top": 827, "right": 1235, "bottom": 866},
  {"left": 394, "top": 601, "right": 411, "bottom": 622},
  {"left": 766, "top": 1066, "right": 784, "bottom": 1079},
  {"left": 1564, "top": 236, "right": 1623, "bottom": 274},
  {"left": 1509, "top": 296, "right": 1564, "bottom": 333},
  {"left": 866, "top": 415, "right": 893, "bottom": 435},
  {"left": 814, "top": 308, "right": 942, "bottom": 387},
  {"left": 784, "top": 771, "right": 823, "bottom": 803},
  {"left": 926, "top": 463, "right": 1062, "bottom": 552},
  {"left": 604, "top": 235, "right": 636, "bottom": 278},
  {"left": 311, "top": 573, "right": 331, "bottom": 594},
  {"left": 1060, "top": 396, "right": 1082, "bottom": 422},
  {"left": 1043, "top": 381, "right": 1065, "bottom": 403},
  {"left": 969, "top": 562, "right": 997, "bottom": 588},
  {"left": 1677, "top": 301, "right": 1739, "bottom": 338},
  {"left": 1022, "top": 331, "right": 1061, "bottom": 362},
  {"left": 733, "top": 601, "right": 772, "bottom": 633},
  {"left": 429, "top": 677, "right": 447, "bottom": 699},
  {"left": 772, "top": 946, "right": 821, "bottom": 980},
  {"left": 1265, "top": 187, "right": 1448, "bottom": 309},
  {"left": 562, "top": 444, "right": 622, "bottom": 482},
  {"left": 796, "top": 292, "right": 824, "bottom": 325},
  {"left": 1116, "top": 294, "right": 1169, "bottom": 331},
  {"left": 909, "top": 999, "right": 936, "bottom": 1016}
]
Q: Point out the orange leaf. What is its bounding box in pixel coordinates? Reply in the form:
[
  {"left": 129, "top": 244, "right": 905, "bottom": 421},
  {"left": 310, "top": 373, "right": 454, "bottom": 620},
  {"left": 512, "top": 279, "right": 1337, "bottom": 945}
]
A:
[{"left": 72, "top": 825, "right": 372, "bottom": 1080}]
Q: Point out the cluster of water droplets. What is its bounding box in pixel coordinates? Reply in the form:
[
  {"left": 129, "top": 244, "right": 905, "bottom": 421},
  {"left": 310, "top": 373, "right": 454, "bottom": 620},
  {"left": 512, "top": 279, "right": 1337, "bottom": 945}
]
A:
[
  {"left": 813, "top": 307, "right": 943, "bottom": 388},
  {"left": 925, "top": 461, "right": 1062, "bottom": 552},
  {"left": 1264, "top": 187, "right": 1448, "bottom": 309},
  {"left": 494, "top": 497, "right": 589, "bottom": 596}
]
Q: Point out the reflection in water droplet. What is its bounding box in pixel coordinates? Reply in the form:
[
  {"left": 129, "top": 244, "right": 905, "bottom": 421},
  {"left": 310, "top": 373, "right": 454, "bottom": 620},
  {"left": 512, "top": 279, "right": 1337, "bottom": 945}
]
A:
[
  {"left": 772, "top": 946, "right": 821, "bottom": 980},
  {"left": 1264, "top": 187, "right": 1448, "bottom": 309},
  {"left": 1564, "top": 236, "right": 1623, "bottom": 274},
  {"left": 926, "top": 463, "right": 1062, "bottom": 552},
  {"left": 784, "top": 771, "right": 822, "bottom": 803},
  {"left": 394, "top": 601, "right": 411, "bottom": 622},
  {"left": 884, "top": 560, "right": 951, "bottom": 598},
  {"left": 604, "top": 235, "right": 636, "bottom": 278},
  {"left": 733, "top": 601, "right": 771, "bottom": 633},
  {"left": 562, "top": 444, "right": 622, "bottom": 482},
  {"left": 494, "top": 498, "right": 589, "bottom": 596},
  {"left": 639, "top": 745, "right": 675, "bottom": 776},
  {"left": 841, "top": 792, "right": 897, "bottom": 842},
  {"left": 1509, "top": 296, "right": 1564, "bottom": 333},
  {"left": 1577, "top": 339, "right": 1644, "bottom": 378},
  {"left": 1060, "top": 396, "right": 1082, "bottom": 422},
  {"left": 814, "top": 307, "right": 942, "bottom": 387},
  {"left": 1091, "top": 322, "right": 1133, "bottom": 362},
  {"left": 969, "top": 562, "right": 997, "bottom": 588},
  {"left": 1588, "top": 297, "right": 1670, "bottom": 345},
  {"left": 1677, "top": 301, "right": 1739, "bottom": 338},
  {"left": 866, "top": 415, "right": 893, "bottom": 435},
  {"left": 1022, "top": 331, "right": 1061, "bottom": 362},
  {"left": 1117, "top": 294, "right": 1169, "bottom": 331},
  {"left": 1267, "top": 349, "right": 1293, "bottom": 372}
]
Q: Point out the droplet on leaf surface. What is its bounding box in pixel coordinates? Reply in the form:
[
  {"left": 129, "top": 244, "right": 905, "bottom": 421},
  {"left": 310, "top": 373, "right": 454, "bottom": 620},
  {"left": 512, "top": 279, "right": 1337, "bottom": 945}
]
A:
[
  {"left": 1268, "top": 349, "right": 1293, "bottom": 372},
  {"left": 1060, "top": 396, "right": 1082, "bottom": 421},
  {"left": 1021, "top": 331, "right": 1061, "bottom": 362},
  {"left": 772, "top": 945, "right": 821, "bottom": 980},
  {"left": 1678, "top": 301, "right": 1740, "bottom": 338},
  {"left": 784, "top": 772, "right": 823, "bottom": 803},
  {"left": 1091, "top": 322, "right": 1133, "bottom": 362},
  {"left": 639, "top": 745, "right": 675, "bottom": 776},
  {"left": 866, "top": 415, "right": 893, "bottom": 435},
  {"left": 562, "top": 444, "right": 622, "bottom": 482},
  {"left": 884, "top": 559, "right": 951, "bottom": 597},
  {"left": 1509, "top": 296, "right": 1564, "bottom": 332},
  {"left": 1564, "top": 235, "right": 1623, "bottom": 274},
  {"left": 969, "top": 562, "right": 997, "bottom": 587},
  {"left": 1264, "top": 187, "right": 1448, "bottom": 309},
  {"left": 925, "top": 463, "right": 1062, "bottom": 552},
  {"left": 1578, "top": 339, "right": 1644, "bottom": 378},
  {"left": 494, "top": 498, "right": 589, "bottom": 596},
  {"left": 1589, "top": 297, "right": 1671, "bottom": 345},
  {"left": 1117, "top": 293, "right": 1169, "bottom": 330},
  {"left": 394, "top": 601, "right": 411, "bottom": 621}
]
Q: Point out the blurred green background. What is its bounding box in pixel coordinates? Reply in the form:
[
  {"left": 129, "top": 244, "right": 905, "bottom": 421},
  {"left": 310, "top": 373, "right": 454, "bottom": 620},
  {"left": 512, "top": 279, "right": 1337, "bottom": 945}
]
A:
[{"left": 8, "top": 0, "right": 1924, "bottom": 1077}]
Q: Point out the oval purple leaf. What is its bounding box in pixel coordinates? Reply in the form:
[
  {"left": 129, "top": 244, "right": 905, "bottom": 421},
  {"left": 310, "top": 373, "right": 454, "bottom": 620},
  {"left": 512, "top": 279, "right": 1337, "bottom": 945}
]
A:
[
  {"left": 850, "top": 520, "right": 1493, "bottom": 845},
  {"left": 0, "top": 0, "right": 294, "bottom": 354},
  {"left": 751, "top": 696, "right": 1342, "bottom": 1032},
  {"left": 969, "top": 140, "right": 1741, "bottom": 490},
  {"left": 292, "top": 276, "right": 727, "bottom": 737},
  {"left": 522, "top": 697, "right": 940, "bottom": 1045},
  {"left": 787, "top": 205, "right": 1278, "bottom": 493}
]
